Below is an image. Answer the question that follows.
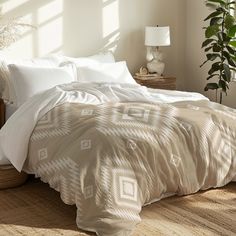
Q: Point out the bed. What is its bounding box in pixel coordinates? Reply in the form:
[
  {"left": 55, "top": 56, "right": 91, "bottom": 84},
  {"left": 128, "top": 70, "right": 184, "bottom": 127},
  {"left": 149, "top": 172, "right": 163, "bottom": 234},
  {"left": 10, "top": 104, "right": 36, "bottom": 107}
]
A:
[{"left": 0, "top": 53, "right": 235, "bottom": 236}]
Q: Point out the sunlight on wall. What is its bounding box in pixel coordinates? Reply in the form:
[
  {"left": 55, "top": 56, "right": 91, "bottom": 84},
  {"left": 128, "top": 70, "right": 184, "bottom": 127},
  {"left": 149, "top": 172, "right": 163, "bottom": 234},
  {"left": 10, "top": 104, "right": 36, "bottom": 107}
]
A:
[
  {"left": 1, "top": 0, "right": 30, "bottom": 14},
  {"left": 38, "top": 17, "right": 63, "bottom": 55},
  {"left": 102, "top": 0, "right": 119, "bottom": 38},
  {"left": 9, "top": 34, "right": 33, "bottom": 58},
  {"left": 102, "top": 31, "right": 120, "bottom": 52},
  {"left": 37, "top": 0, "right": 63, "bottom": 25},
  {"left": 0, "top": 12, "right": 35, "bottom": 59},
  {"left": 101, "top": 0, "right": 120, "bottom": 53},
  {"left": 0, "top": 0, "right": 63, "bottom": 58},
  {"left": 1, "top": 0, "right": 120, "bottom": 58},
  {"left": 37, "top": 0, "right": 63, "bottom": 56}
]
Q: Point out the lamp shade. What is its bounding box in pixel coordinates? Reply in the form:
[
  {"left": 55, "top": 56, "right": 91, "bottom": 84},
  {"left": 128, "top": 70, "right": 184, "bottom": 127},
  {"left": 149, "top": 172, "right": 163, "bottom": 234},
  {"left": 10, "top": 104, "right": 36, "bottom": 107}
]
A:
[{"left": 145, "top": 26, "right": 170, "bottom": 47}]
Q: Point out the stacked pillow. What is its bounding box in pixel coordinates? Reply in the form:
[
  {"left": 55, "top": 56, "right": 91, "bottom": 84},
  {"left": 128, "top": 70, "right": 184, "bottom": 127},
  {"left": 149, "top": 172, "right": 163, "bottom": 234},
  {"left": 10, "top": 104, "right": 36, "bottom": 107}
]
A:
[
  {"left": 8, "top": 63, "right": 76, "bottom": 107},
  {"left": 60, "top": 52, "right": 136, "bottom": 84},
  {"left": 0, "top": 54, "right": 63, "bottom": 103},
  {"left": 76, "top": 61, "right": 136, "bottom": 84},
  {"left": 0, "top": 51, "right": 136, "bottom": 109}
]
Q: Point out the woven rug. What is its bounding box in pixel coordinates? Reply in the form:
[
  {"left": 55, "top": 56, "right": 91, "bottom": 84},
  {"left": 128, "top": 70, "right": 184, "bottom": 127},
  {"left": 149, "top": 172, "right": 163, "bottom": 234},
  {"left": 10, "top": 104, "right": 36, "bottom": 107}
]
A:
[{"left": 0, "top": 178, "right": 235, "bottom": 236}]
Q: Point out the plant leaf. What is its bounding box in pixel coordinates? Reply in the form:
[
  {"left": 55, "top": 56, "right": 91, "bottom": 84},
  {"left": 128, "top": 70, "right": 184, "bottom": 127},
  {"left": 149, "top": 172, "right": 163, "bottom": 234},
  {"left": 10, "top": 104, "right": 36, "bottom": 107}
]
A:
[
  {"left": 222, "top": 50, "right": 231, "bottom": 60},
  {"left": 204, "top": 82, "right": 219, "bottom": 91},
  {"left": 200, "top": 60, "right": 208, "bottom": 67},
  {"left": 218, "top": 80, "right": 227, "bottom": 93},
  {"left": 232, "top": 55, "right": 236, "bottom": 62},
  {"left": 206, "top": 53, "right": 220, "bottom": 61},
  {"left": 223, "top": 49, "right": 236, "bottom": 65},
  {"left": 227, "top": 1, "right": 236, "bottom": 6},
  {"left": 207, "top": 74, "right": 219, "bottom": 80},
  {"left": 216, "top": 6, "right": 228, "bottom": 13},
  {"left": 212, "top": 61, "right": 221, "bottom": 67},
  {"left": 207, "top": 0, "right": 226, "bottom": 5},
  {"left": 213, "top": 44, "right": 221, "bottom": 52},
  {"left": 226, "top": 45, "right": 236, "bottom": 55},
  {"left": 204, "top": 11, "right": 223, "bottom": 21},
  {"left": 205, "top": 25, "right": 220, "bottom": 38},
  {"left": 202, "top": 38, "right": 215, "bottom": 47},
  {"left": 225, "top": 14, "right": 235, "bottom": 29},
  {"left": 208, "top": 64, "right": 220, "bottom": 74},
  {"left": 229, "top": 40, "right": 236, "bottom": 47},
  {"left": 223, "top": 63, "right": 231, "bottom": 81},
  {"left": 221, "top": 32, "right": 231, "bottom": 44},
  {"left": 205, "top": 46, "right": 213, "bottom": 52},
  {"left": 228, "top": 25, "right": 236, "bottom": 37},
  {"left": 210, "top": 17, "right": 223, "bottom": 25},
  {"left": 228, "top": 57, "right": 236, "bottom": 66}
]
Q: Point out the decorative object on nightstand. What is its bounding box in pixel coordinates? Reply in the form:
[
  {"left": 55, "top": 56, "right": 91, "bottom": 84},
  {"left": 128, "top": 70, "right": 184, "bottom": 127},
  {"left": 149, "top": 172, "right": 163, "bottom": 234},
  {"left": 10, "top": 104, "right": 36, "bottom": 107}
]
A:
[
  {"left": 135, "top": 66, "right": 159, "bottom": 78},
  {"left": 145, "top": 26, "right": 171, "bottom": 76},
  {"left": 139, "top": 66, "right": 149, "bottom": 76}
]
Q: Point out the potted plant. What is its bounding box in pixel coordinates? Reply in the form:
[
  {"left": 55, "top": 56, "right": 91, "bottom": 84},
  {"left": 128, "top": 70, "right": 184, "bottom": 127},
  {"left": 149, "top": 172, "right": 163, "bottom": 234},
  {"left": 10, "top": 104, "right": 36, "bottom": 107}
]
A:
[{"left": 201, "top": 0, "right": 236, "bottom": 104}]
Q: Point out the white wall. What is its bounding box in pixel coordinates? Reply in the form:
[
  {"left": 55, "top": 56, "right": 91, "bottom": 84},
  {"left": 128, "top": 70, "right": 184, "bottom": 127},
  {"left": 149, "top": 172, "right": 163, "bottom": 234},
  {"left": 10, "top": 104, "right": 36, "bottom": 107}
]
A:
[
  {"left": 0, "top": 0, "right": 186, "bottom": 89},
  {"left": 2, "top": 0, "right": 235, "bottom": 106},
  {"left": 185, "top": 0, "right": 236, "bottom": 108}
]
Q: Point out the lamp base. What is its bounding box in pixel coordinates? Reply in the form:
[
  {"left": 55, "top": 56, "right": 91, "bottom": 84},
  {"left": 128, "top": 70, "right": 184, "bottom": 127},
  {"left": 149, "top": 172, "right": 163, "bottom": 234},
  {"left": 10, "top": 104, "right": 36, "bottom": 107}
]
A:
[{"left": 147, "top": 59, "right": 165, "bottom": 76}]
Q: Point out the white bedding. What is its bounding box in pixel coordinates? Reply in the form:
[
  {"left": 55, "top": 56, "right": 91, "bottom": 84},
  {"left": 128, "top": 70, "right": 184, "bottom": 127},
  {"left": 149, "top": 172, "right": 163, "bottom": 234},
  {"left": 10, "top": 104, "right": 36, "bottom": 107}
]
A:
[
  {"left": 0, "top": 82, "right": 208, "bottom": 171},
  {"left": 0, "top": 103, "right": 17, "bottom": 165},
  {"left": 5, "top": 103, "right": 17, "bottom": 120}
]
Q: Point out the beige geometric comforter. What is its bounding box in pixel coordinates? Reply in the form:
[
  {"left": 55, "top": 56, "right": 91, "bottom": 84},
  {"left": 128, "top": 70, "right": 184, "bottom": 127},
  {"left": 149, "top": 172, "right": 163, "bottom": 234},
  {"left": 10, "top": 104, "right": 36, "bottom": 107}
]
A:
[{"left": 24, "top": 100, "right": 236, "bottom": 236}]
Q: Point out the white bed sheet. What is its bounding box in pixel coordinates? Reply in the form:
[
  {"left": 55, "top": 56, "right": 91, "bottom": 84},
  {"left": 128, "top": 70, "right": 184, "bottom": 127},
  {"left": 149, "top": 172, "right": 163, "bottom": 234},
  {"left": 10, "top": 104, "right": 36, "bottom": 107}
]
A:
[
  {"left": 0, "top": 103, "right": 17, "bottom": 165},
  {"left": 5, "top": 103, "right": 17, "bottom": 120}
]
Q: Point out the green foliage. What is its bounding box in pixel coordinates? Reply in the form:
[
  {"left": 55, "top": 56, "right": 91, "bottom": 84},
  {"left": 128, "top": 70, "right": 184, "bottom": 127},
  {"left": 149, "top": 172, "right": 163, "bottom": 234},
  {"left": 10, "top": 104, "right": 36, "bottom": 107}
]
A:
[{"left": 201, "top": 0, "right": 236, "bottom": 103}]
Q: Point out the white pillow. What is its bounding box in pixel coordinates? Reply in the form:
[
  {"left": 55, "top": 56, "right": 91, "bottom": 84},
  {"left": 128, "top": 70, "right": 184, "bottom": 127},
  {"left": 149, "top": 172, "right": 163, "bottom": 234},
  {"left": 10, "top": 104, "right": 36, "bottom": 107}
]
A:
[
  {"left": 0, "top": 52, "right": 114, "bottom": 102},
  {"left": 77, "top": 61, "right": 136, "bottom": 84},
  {"left": 61, "top": 51, "right": 115, "bottom": 67},
  {"left": 8, "top": 64, "right": 76, "bottom": 107},
  {"left": 88, "top": 52, "right": 115, "bottom": 63},
  {"left": 0, "top": 54, "right": 63, "bottom": 103}
]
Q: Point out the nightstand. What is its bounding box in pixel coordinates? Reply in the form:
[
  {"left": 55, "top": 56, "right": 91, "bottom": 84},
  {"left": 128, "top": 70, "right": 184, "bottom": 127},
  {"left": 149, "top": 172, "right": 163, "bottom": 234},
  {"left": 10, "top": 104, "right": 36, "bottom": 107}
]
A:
[
  {"left": 0, "top": 98, "right": 28, "bottom": 189},
  {"left": 134, "top": 75, "right": 176, "bottom": 90}
]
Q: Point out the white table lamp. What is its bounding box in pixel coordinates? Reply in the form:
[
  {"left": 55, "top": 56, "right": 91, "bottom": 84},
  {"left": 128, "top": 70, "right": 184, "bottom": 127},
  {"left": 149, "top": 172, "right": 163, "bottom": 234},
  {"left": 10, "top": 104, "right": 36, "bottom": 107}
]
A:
[{"left": 145, "top": 26, "right": 170, "bottom": 76}]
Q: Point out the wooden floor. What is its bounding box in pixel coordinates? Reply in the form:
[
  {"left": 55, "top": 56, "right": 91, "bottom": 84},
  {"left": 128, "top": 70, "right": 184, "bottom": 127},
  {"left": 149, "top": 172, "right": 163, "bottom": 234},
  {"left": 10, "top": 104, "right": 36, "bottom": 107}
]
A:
[{"left": 0, "top": 177, "right": 235, "bottom": 236}]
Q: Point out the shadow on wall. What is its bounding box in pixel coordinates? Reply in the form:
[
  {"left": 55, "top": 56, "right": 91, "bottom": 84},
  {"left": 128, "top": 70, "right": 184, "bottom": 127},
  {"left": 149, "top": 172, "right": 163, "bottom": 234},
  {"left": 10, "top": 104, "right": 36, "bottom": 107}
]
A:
[{"left": 0, "top": 0, "right": 122, "bottom": 59}]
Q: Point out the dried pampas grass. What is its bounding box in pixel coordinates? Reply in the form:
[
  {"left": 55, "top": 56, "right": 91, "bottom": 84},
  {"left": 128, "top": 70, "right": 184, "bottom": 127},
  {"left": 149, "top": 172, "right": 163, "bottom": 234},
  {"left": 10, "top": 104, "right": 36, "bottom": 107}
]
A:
[
  {"left": 0, "top": 16, "right": 35, "bottom": 97},
  {"left": 0, "top": 17, "right": 35, "bottom": 50}
]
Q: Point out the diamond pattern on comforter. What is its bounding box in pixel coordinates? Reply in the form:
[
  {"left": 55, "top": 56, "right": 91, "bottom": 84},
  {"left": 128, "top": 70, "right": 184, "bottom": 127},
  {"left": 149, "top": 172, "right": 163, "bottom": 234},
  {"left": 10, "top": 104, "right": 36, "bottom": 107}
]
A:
[{"left": 24, "top": 100, "right": 236, "bottom": 236}]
